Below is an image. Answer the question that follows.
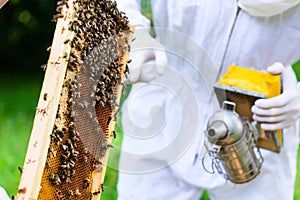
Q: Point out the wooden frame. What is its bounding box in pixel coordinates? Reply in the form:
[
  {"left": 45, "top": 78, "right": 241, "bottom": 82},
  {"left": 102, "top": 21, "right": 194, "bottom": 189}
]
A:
[{"left": 16, "top": 0, "right": 133, "bottom": 198}]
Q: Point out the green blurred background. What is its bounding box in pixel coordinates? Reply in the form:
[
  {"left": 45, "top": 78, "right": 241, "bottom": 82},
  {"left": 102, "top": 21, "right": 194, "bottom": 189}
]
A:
[{"left": 0, "top": 0, "right": 299, "bottom": 200}]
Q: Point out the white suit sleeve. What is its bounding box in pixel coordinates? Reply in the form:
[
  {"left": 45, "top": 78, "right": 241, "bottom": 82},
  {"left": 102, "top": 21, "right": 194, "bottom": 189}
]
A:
[
  {"left": 0, "top": 186, "right": 10, "bottom": 200},
  {"left": 116, "top": 0, "right": 150, "bottom": 28}
]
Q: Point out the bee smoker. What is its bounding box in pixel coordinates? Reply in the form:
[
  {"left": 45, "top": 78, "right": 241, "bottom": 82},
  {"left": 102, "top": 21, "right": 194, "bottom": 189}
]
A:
[{"left": 204, "top": 101, "right": 263, "bottom": 184}]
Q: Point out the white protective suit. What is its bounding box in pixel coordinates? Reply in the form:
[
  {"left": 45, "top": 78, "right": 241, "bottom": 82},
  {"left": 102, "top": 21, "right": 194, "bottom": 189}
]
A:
[
  {"left": 115, "top": 1, "right": 300, "bottom": 200},
  {"left": 0, "top": 186, "right": 9, "bottom": 200}
]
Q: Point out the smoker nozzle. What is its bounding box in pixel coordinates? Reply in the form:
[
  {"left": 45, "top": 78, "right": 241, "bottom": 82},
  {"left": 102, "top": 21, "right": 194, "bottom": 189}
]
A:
[{"left": 207, "top": 121, "right": 228, "bottom": 144}]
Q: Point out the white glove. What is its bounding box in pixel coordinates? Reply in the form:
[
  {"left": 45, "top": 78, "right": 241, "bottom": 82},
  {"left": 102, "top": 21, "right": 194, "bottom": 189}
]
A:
[
  {"left": 126, "top": 28, "right": 167, "bottom": 83},
  {"left": 252, "top": 62, "right": 300, "bottom": 130}
]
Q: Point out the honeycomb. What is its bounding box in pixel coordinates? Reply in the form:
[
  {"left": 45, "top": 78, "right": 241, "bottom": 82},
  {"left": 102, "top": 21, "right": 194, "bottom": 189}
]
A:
[{"left": 16, "top": 0, "right": 132, "bottom": 199}]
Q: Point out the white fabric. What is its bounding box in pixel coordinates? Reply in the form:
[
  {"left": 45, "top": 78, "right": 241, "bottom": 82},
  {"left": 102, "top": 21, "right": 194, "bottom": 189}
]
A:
[
  {"left": 116, "top": 0, "right": 300, "bottom": 200},
  {"left": 0, "top": 187, "right": 10, "bottom": 200},
  {"left": 126, "top": 28, "right": 167, "bottom": 83},
  {"left": 239, "top": 0, "right": 300, "bottom": 17},
  {"left": 116, "top": 0, "right": 150, "bottom": 27}
]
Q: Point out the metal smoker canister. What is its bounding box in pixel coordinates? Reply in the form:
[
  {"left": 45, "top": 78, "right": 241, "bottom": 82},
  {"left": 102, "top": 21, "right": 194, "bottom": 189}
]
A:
[{"left": 206, "top": 102, "right": 263, "bottom": 183}]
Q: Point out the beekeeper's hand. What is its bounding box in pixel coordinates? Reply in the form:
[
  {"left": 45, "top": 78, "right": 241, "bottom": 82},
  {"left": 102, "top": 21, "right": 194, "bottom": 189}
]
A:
[
  {"left": 126, "top": 28, "right": 167, "bottom": 83},
  {"left": 252, "top": 62, "right": 300, "bottom": 130}
]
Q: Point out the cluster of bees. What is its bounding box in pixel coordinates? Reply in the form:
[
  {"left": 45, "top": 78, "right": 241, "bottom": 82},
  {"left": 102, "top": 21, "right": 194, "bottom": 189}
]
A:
[{"left": 38, "top": 0, "right": 131, "bottom": 199}]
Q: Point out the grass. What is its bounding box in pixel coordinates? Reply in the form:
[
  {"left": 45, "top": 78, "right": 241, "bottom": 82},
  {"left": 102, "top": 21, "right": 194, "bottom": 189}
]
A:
[{"left": 0, "top": 75, "right": 42, "bottom": 197}]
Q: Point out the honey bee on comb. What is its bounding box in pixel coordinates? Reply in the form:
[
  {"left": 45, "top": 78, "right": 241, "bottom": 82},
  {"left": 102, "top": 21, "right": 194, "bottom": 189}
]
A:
[{"left": 16, "top": 0, "right": 133, "bottom": 199}]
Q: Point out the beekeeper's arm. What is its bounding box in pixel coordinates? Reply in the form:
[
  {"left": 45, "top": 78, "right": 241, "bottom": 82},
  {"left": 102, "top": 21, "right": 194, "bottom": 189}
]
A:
[
  {"left": 252, "top": 62, "right": 300, "bottom": 130},
  {"left": 240, "top": 0, "right": 300, "bottom": 130},
  {"left": 0, "top": 0, "right": 9, "bottom": 9},
  {"left": 116, "top": 0, "right": 166, "bottom": 83},
  {"left": 0, "top": 186, "right": 10, "bottom": 200}
]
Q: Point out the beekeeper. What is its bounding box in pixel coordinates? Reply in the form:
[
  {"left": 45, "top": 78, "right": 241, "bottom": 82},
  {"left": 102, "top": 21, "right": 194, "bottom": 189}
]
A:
[
  {"left": 115, "top": 1, "right": 300, "bottom": 199},
  {"left": 0, "top": 186, "right": 10, "bottom": 200}
]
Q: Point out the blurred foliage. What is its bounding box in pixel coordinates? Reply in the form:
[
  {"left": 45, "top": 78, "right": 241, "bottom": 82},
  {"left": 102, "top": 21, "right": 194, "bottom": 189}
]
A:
[
  {"left": 0, "top": 0, "right": 152, "bottom": 75},
  {"left": 0, "top": 0, "right": 56, "bottom": 75},
  {"left": 141, "top": 0, "right": 152, "bottom": 21}
]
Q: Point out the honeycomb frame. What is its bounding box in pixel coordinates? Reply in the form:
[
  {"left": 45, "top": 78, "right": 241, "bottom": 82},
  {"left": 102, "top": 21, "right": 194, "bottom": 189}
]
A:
[{"left": 16, "top": 0, "right": 133, "bottom": 199}]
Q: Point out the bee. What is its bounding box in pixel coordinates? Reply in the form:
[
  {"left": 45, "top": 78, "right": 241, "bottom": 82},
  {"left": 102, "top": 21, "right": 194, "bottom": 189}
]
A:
[
  {"left": 72, "top": 150, "right": 79, "bottom": 157},
  {"left": 49, "top": 173, "right": 55, "bottom": 181},
  {"left": 98, "top": 100, "right": 105, "bottom": 108},
  {"left": 78, "top": 101, "right": 89, "bottom": 108},
  {"left": 70, "top": 169, "right": 75, "bottom": 176},
  {"left": 18, "top": 166, "right": 23, "bottom": 174},
  {"left": 60, "top": 164, "right": 69, "bottom": 170},
  {"left": 80, "top": 65, "right": 87, "bottom": 74},
  {"left": 67, "top": 190, "right": 74, "bottom": 199},
  {"left": 52, "top": 13, "right": 64, "bottom": 22},
  {"left": 18, "top": 187, "right": 27, "bottom": 194},
  {"left": 47, "top": 146, "right": 53, "bottom": 157},
  {"left": 43, "top": 93, "right": 48, "bottom": 101},
  {"left": 55, "top": 136, "right": 62, "bottom": 146},
  {"left": 124, "top": 64, "right": 129, "bottom": 74},
  {"left": 49, "top": 173, "right": 56, "bottom": 184},
  {"left": 53, "top": 175, "right": 61, "bottom": 185},
  {"left": 56, "top": 0, "right": 64, "bottom": 6},
  {"left": 56, "top": 5, "right": 63, "bottom": 14},
  {"left": 56, "top": 113, "right": 61, "bottom": 119},
  {"left": 87, "top": 112, "right": 93, "bottom": 120},
  {"left": 40, "top": 64, "right": 47, "bottom": 71},
  {"left": 71, "top": 135, "right": 79, "bottom": 143},
  {"left": 112, "top": 130, "right": 117, "bottom": 139},
  {"left": 63, "top": 52, "right": 68, "bottom": 59},
  {"left": 89, "top": 76, "right": 95, "bottom": 83},
  {"left": 73, "top": 91, "right": 81, "bottom": 98},
  {"left": 95, "top": 164, "right": 102, "bottom": 172},
  {"left": 83, "top": 178, "right": 90, "bottom": 188},
  {"left": 83, "top": 148, "right": 88, "bottom": 154},
  {"left": 107, "top": 116, "right": 112, "bottom": 125},
  {"left": 66, "top": 139, "right": 73, "bottom": 147},
  {"left": 67, "top": 97, "right": 74, "bottom": 104},
  {"left": 65, "top": 177, "right": 72, "bottom": 184},
  {"left": 36, "top": 107, "right": 48, "bottom": 116},
  {"left": 61, "top": 145, "right": 68, "bottom": 151},
  {"left": 69, "top": 160, "right": 75, "bottom": 167},
  {"left": 75, "top": 189, "right": 81, "bottom": 196},
  {"left": 45, "top": 162, "right": 51, "bottom": 169},
  {"left": 83, "top": 155, "right": 88, "bottom": 163},
  {"left": 100, "top": 148, "right": 106, "bottom": 157},
  {"left": 46, "top": 46, "right": 51, "bottom": 52},
  {"left": 114, "top": 108, "right": 120, "bottom": 120},
  {"left": 92, "top": 190, "right": 101, "bottom": 195}
]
